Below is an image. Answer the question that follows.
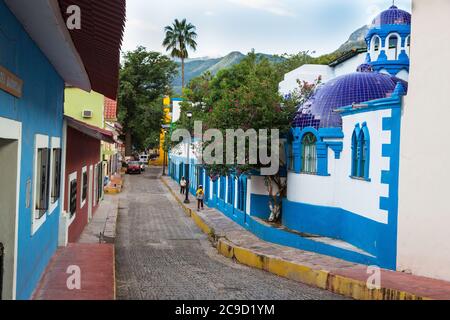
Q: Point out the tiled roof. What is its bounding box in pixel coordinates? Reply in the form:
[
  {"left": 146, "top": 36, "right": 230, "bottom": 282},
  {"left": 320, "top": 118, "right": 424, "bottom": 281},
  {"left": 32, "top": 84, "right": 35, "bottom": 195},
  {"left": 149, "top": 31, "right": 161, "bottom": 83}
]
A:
[
  {"left": 104, "top": 97, "right": 118, "bottom": 121},
  {"left": 293, "top": 68, "right": 408, "bottom": 129},
  {"left": 58, "top": 0, "right": 126, "bottom": 100}
]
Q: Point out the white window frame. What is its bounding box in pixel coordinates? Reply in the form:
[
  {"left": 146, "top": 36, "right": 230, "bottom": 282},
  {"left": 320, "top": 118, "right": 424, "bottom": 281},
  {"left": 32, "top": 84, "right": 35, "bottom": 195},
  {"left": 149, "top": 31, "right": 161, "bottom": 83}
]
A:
[
  {"left": 32, "top": 134, "right": 49, "bottom": 235},
  {"left": 67, "top": 171, "right": 77, "bottom": 226},
  {"left": 80, "top": 166, "right": 87, "bottom": 208},
  {"left": 48, "top": 137, "right": 61, "bottom": 215}
]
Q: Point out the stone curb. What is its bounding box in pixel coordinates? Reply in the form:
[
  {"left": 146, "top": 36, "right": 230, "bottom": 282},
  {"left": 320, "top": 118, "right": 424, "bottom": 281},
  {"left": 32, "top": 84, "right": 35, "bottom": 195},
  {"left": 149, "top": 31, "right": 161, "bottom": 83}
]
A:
[{"left": 161, "top": 177, "right": 433, "bottom": 300}]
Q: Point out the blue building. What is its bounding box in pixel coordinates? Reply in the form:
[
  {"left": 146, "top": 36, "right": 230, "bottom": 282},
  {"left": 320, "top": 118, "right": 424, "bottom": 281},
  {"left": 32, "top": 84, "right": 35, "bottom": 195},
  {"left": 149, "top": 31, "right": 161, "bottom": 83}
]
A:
[
  {"left": 0, "top": 0, "right": 125, "bottom": 299},
  {"left": 168, "top": 5, "right": 411, "bottom": 271}
]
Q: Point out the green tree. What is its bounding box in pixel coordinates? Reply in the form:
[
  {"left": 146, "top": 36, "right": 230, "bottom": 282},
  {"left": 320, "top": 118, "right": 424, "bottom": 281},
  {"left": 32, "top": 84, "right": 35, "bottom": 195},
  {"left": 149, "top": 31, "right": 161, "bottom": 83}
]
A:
[
  {"left": 173, "top": 52, "right": 319, "bottom": 222},
  {"left": 118, "top": 46, "right": 177, "bottom": 155},
  {"left": 162, "top": 18, "right": 198, "bottom": 89}
]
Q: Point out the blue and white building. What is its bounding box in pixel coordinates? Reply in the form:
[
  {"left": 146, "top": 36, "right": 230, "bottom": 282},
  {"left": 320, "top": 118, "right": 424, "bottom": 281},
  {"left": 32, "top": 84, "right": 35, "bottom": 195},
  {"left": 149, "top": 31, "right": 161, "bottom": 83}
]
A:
[
  {"left": 0, "top": 0, "right": 125, "bottom": 299},
  {"left": 168, "top": 5, "right": 422, "bottom": 272}
]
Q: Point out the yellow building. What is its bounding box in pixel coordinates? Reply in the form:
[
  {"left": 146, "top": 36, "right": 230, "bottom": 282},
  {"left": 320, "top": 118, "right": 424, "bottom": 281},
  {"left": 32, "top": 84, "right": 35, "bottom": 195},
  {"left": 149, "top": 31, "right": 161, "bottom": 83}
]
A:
[{"left": 150, "top": 96, "right": 172, "bottom": 166}]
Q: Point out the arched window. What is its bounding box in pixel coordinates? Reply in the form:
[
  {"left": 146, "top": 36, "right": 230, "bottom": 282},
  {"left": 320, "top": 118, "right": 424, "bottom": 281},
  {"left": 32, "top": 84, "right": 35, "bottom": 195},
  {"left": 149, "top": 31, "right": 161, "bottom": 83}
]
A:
[
  {"left": 406, "top": 36, "right": 411, "bottom": 56},
  {"left": 301, "top": 133, "right": 317, "bottom": 174},
  {"left": 373, "top": 37, "right": 380, "bottom": 52},
  {"left": 351, "top": 131, "right": 359, "bottom": 177},
  {"left": 388, "top": 34, "right": 399, "bottom": 59},
  {"left": 351, "top": 124, "right": 370, "bottom": 180}
]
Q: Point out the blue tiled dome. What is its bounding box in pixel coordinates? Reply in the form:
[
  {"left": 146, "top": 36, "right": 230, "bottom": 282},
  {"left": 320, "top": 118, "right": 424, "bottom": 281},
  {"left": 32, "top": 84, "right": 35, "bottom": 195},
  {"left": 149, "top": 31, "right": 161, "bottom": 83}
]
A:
[
  {"left": 372, "top": 5, "right": 411, "bottom": 27},
  {"left": 293, "top": 68, "right": 408, "bottom": 129}
]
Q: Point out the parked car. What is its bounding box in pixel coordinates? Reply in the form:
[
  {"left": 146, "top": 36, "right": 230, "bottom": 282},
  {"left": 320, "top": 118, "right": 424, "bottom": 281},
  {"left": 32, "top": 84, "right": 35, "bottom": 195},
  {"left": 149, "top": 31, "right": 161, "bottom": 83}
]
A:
[{"left": 126, "top": 161, "right": 142, "bottom": 174}]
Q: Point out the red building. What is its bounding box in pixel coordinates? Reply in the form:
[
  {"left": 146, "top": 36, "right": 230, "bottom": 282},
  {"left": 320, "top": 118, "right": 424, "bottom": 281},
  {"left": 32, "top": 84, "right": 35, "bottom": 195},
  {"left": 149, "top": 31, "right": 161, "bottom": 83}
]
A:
[{"left": 62, "top": 116, "right": 114, "bottom": 243}]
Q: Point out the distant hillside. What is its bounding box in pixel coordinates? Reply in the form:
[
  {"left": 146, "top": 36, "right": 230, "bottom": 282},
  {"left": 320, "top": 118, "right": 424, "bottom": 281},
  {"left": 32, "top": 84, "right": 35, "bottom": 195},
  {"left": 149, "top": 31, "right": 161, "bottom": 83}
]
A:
[
  {"left": 336, "top": 25, "right": 368, "bottom": 53},
  {"left": 172, "top": 51, "right": 284, "bottom": 94},
  {"left": 171, "top": 25, "right": 369, "bottom": 94}
]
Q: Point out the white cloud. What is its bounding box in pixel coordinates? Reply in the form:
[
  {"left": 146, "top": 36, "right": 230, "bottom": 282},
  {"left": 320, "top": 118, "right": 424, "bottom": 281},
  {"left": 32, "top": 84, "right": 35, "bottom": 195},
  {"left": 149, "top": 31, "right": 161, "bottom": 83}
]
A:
[
  {"left": 226, "top": 0, "right": 294, "bottom": 17},
  {"left": 204, "top": 11, "right": 215, "bottom": 16}
]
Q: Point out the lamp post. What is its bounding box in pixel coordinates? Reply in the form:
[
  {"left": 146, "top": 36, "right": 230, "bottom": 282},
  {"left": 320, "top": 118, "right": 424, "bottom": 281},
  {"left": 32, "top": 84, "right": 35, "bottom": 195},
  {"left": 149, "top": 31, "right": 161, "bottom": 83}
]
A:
[
  {"left": 162, "top": 129, "right": 168, "bottom": 176},
  {"left": 184, "top": 111, "right": 193, "bottom": 204}
]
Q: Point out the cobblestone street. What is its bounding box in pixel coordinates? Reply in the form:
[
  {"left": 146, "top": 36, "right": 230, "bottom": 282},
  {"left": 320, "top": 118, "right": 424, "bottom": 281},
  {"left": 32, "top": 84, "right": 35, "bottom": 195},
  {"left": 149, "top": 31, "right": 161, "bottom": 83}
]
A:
[{"left": 115, "top": 168, "right": 345, "bottom": 300}]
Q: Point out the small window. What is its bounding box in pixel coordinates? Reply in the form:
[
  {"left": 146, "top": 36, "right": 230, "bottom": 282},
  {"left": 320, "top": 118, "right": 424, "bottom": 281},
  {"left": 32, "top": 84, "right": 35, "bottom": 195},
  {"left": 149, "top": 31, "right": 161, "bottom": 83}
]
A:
[
  {"left": 35, "top": 148, "right": 50, "bottom": 218},
  {"left": 69, "top": 174, "right": 77, "bottom": 218},
  {"left": 51, "top": 148, "right": 62, "bottom": 204},
  {"left": 237, "top": 176, "right": 247, "bottom": 212},
  {"left": 288, "top": 143, "right": 294, "bottom": 171},
  {"left": 301, "top": 133, "right": 317, "bottom": 174},
  {"left": 82, "top": 168, "right": 88, "bottom": 203},
  {"left": 351, "top": 124, "right": 370, "bottom": 180},
  {"left": 219, "top": 177, "right": 226, "bottom": 200},
  {"left": 227, "top": 176, "right": 234, "bottom": 205},
  {"left": 374, "top": 37, "right": 380, "bottom": 51}
]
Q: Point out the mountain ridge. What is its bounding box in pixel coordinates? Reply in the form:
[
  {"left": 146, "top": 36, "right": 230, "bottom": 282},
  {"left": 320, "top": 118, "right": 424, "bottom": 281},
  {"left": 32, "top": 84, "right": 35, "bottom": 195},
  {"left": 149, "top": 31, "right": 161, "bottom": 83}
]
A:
[{"left": 172, "top": 25, "right": 369, "bottom": 94}]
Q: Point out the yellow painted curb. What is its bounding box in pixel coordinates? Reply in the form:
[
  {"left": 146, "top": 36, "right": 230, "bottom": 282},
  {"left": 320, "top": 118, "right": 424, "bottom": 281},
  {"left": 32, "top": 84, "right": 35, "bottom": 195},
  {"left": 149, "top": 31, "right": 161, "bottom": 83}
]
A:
[{"left": 161, "top": 177, "right": 432, "bottom": 301}]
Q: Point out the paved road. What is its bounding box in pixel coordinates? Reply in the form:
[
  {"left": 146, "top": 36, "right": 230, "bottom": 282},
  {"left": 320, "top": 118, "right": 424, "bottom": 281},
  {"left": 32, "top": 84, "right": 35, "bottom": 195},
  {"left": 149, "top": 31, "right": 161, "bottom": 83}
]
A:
[{"left": 115, "top": 167, "right": 345, "bottom": 300}]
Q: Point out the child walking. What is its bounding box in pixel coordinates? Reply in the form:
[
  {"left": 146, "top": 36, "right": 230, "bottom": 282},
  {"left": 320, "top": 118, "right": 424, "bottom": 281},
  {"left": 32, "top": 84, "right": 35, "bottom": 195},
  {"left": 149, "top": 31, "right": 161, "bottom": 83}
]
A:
[{"left": 196, "top": 185, "right": 204, "bottom": 211}]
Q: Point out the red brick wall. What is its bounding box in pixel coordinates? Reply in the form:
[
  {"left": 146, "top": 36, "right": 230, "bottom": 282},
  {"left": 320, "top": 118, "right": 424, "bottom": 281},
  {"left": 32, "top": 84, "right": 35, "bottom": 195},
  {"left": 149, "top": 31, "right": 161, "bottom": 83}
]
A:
[{"left": 65, "top": 126, "right": 101, "bottom": 242}]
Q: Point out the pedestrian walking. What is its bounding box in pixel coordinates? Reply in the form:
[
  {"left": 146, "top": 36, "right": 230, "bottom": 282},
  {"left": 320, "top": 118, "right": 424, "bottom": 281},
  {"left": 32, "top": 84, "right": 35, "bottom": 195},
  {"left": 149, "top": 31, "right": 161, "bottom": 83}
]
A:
[
  {"left": 196, "top": 185, "right": 204, "bottom": 211},
  {"left": 180, "top": 177, "right": 187, "bottom": 195}
]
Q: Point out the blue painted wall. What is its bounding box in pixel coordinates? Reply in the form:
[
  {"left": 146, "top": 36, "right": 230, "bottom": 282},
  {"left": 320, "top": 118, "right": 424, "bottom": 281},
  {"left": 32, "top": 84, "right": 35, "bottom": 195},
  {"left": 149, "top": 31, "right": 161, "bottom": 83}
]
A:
[{"left": 0, "top": 0, "right": 64, "bottom": 299}]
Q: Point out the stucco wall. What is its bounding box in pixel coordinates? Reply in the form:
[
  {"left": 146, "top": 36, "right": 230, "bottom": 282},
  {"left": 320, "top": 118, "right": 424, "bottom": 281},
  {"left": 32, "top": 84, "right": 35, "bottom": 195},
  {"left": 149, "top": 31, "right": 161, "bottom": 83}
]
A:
[
  {"left": 0, "top": 0, "right": 64, "bottom": 299},
  {"left": 397, "top": 0, "right": 450, "bottom": 281},
  {"left": 64, "top": 127, "right": 101, "bottom": 243},
  {"left": 64, "top": 88, "right": 104, "bottom": 128},
  {"left": 287, "top": 108, "right": 391, "bottom": 224}
]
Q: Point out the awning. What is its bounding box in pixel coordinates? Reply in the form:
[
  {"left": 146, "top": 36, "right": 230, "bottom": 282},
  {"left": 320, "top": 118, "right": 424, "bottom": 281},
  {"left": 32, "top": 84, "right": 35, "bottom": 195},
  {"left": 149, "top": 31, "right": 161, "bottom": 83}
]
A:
[
  {"left": 58, "top": 0, "right": 126, "bottom": 99},
  {"left": 65, "top": 116, "right": 115, "bottom": 144}
]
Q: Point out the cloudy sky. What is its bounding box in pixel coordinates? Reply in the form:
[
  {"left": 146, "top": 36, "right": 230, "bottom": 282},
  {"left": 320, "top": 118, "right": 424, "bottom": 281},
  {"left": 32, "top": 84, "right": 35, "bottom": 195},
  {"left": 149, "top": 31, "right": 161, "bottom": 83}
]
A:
[{"left": 122, "top": 0, "right": 411, "bottom": 58}]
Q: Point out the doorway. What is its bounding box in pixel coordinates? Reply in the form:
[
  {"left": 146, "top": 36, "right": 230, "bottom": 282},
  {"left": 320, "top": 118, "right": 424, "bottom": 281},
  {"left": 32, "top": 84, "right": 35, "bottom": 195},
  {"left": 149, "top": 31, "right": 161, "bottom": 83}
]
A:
[
  {"left": 88, "top": 165, "right": 94, "bottom": 221},
  {"left": 0, "top": 138, "right": 19, "bottom": 300}
]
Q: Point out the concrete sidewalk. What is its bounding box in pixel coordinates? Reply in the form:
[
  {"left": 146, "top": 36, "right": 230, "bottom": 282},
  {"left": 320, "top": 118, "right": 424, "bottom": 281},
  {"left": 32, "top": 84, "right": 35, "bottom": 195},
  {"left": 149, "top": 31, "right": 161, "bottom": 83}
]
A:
[
  {"left": 33, "top": 194, "right": 119, "bottom": 300},
  {"left": 162, "top": 176, "right": 450, "bottom": 300}
]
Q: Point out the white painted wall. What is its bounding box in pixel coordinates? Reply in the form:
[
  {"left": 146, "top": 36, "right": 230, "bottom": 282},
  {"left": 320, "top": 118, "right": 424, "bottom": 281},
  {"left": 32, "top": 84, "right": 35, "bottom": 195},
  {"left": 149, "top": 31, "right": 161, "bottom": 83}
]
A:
[
  {"left": 397, "top": 0, "right": 450, "bottom": 282},
  {"left": 287, "top": 108, "right": 392, "bottom": 224},
  {"left": 279, "top": 53, "right": 367, "bottom": 97},
  {"left": 333, "top": 53, "right": 367, "bottom": 78},
  {"left": 279, "top": 64, "right": 334, "bottom": 96}
]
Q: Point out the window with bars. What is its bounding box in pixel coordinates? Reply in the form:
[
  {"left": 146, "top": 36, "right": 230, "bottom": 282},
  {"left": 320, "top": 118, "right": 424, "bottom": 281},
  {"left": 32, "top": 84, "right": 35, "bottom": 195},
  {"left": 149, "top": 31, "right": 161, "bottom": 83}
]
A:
[
  {"left": 219, "top": 177, "right": 226, "bottom": 200},
  {"left": 227, "top": 176, "right": 234, "bottom": 205},
  {"left": 51, "top": 148, "right": 61, "bottom": 204},
  {"left": 301, "top": 133, "right": 317, "bottom": 174},
  {"left": 35, "top": 148, "right": 50, "bottom": 219},
  {"left": 69, "top": 176, "right": 77, "bottom": 218},
  {"left": 82, "top": 169, "right": 88, "bottom": 203},
  {"left": 237, "top": 177, "right": 247, "bottom": 212}
]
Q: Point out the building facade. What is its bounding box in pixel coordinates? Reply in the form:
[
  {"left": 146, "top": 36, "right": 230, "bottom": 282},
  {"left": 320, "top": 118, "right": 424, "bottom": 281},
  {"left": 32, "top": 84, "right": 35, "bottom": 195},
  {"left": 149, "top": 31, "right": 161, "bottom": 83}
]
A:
[
  {"left": 169, "top": 4, "right": 419, "bottom": 274},
  {"left": 0, "top": 0, "right": 125, "bottom": 299}
]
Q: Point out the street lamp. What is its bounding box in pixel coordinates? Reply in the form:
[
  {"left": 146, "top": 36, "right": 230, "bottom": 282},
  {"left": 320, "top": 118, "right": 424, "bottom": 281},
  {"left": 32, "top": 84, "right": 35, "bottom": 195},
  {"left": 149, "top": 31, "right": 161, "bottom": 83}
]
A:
[
  {"left": 184, "top": 111, "right": 193, "bottom": 204},
  {"left": 162, "top": 129, "right": 168, "bottom": 176}
]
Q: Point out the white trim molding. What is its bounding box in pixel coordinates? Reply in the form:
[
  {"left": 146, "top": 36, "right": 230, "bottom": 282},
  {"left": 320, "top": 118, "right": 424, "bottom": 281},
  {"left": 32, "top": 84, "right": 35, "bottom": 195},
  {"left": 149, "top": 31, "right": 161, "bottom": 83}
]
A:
[
  {"left": 48, "top": 136, "right": 61, "bottom": 215},
  {"left": 0, "top": 117, "right": 22, "bottom": 299},
  {"left": 31, "top": 134, "right": 49, "bottom": 235}
]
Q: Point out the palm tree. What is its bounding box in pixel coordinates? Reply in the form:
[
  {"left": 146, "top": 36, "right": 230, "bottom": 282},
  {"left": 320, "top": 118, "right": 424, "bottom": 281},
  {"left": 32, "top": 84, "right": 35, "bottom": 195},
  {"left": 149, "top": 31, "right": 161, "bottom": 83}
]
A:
[{"left": 162, "top": 19, "right": 198, "bottom": 89}]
